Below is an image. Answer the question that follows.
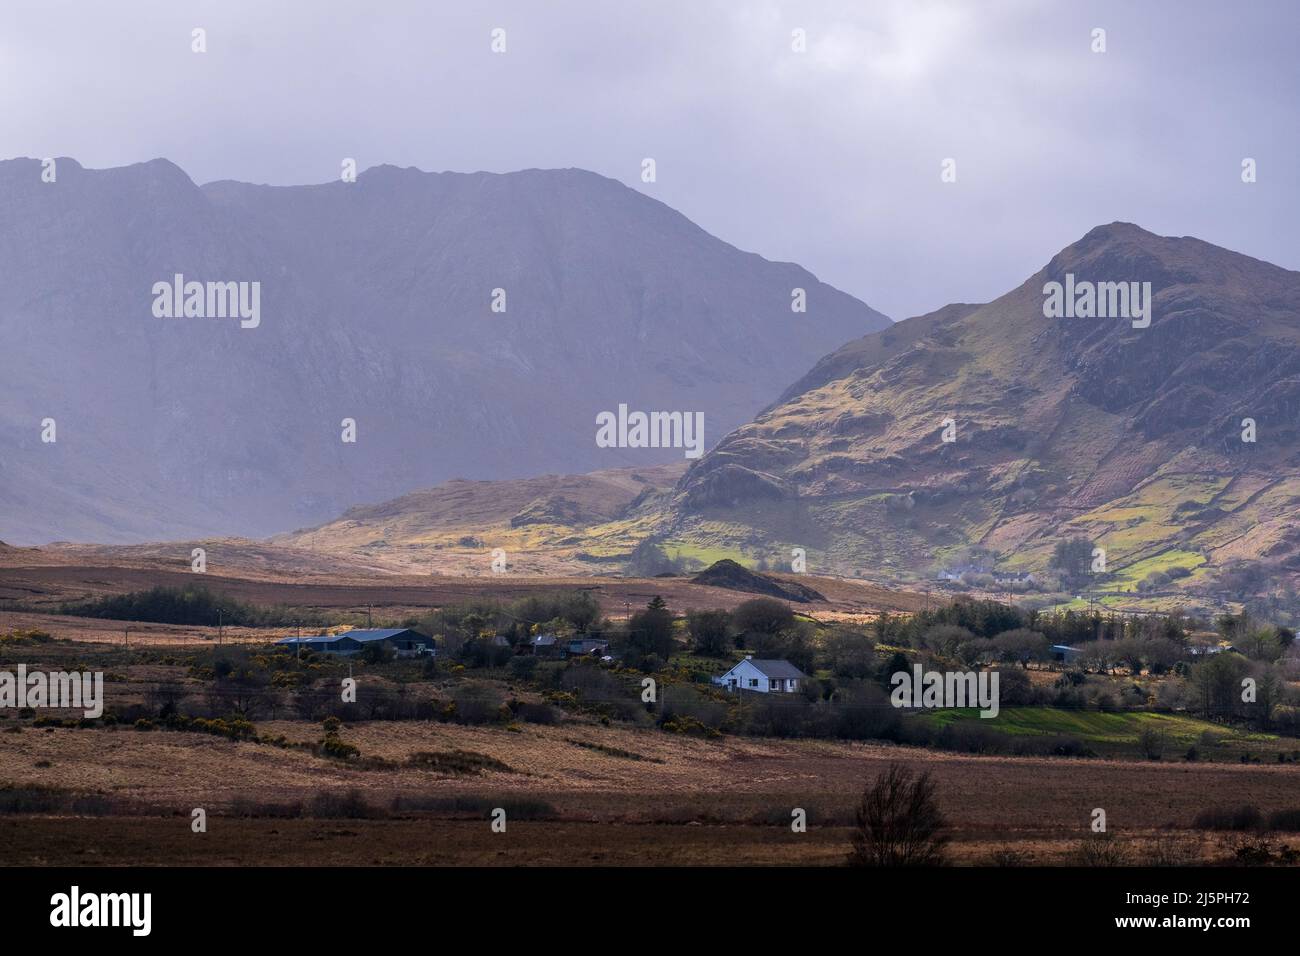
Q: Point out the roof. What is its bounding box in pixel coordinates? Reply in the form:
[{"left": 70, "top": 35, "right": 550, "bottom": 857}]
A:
[
  {"left": 276, "top": 635, "right": 345, "bottom": 645},
  {"left": 531, "top": 634, "right": 558, "bottom": 646},
  {"left": 339, "top": 628, "right": 416, "bottom": 643},
  {"left": 733, "top": 658, "right": 807, "bottom": 680}
]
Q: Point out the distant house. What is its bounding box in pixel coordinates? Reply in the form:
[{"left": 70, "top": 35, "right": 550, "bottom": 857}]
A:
[
  {"left": 938, "top": 564, "right": 1035, "bottom": 586},
  {"left": 1051, "top": 644, "right": 1082, "bottom": 664},
  {"left": 529, "top": 633, "right": 561, "bottom": 657},
  {"left": 276, "top": 628, "right": 434, "bottom": 658},
  {"left": 937, "top": 563, "right": 992, "bottom": 582},
  {"left": 566, "top": 638, "right": 610, "bottom": 658},
  {"left": 714, "top": 656, "right": 807, "bottom": 694},
  {"left": 1189, "top": 644, "right": 1238, "bottom": 658},
  {"left": 994, "top": 570, "right": 1036, "bottom": 585}
]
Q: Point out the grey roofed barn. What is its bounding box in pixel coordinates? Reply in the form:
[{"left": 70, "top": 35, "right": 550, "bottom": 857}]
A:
[{"left": 275, "top": 628, "right": 433, "bottom": 656}]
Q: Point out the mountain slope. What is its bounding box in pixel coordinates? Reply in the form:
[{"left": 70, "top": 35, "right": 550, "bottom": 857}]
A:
[
  {"left": 662, "top": 223, "right": 1300, "bottom": 599},
  {"left": 0, "top": 158, "right": 888, "bottom": 544}
]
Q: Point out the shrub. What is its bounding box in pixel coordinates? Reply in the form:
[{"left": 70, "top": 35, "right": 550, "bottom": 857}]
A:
[
  {"left": 307, "top": 789, "right": 383, "bottom": 819},
  {"left": 1192, "top": 804, "right": 1264, "bottom": 831},
  {"left": 405, "top": 750, "right": 513, "bottom": 775},
  {"left": 847, "top": 763, "right": 949, "bottom": 866},
  {"left": 318, "top": 735, "right": 360, "bottom": 761},
  {"left": 1072, "top": 833, "right": 1128, "bottom": 866},
  {"left": 507, "top": 656, "right": 538, "bottom": 680},
  {"left": 1137, "top": 725, "right": 1168, "bottom": 760},
  {"left": 1267, "top": 808, "right": 1300, "bottom": 831}
]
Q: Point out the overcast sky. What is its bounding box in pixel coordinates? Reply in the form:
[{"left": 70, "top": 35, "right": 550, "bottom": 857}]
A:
[{"left": 3, "top": 0, "right": 1295, "bottom": 320}]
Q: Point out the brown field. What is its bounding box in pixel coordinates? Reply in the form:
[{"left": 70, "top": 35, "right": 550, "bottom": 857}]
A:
[
  {"left": 3, "top": 713, "right": 1297, "bottom": 866},
  {"left": 0, "top": 556, "right": 928, "bottom": 628}
]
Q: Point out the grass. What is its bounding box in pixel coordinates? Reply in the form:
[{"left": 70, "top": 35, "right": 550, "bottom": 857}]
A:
[
  {"left": 1108, "top": 548, "right": 1206, "bottom": 590},
  {"left": 920, "top": 707, "right": 1281, "bottom": 754}
]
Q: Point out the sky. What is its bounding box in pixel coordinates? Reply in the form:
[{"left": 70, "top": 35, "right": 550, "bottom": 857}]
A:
[{"left": 2, "top": 0, "right": 1295, "bottom": 320}]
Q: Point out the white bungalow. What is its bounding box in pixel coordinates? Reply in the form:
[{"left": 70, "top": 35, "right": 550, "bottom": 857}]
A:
[{"left": 714, "top": 656, "right": 808, "bottom": 694}]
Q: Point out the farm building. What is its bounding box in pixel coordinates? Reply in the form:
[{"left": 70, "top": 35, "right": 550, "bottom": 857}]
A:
[
  {"left": 1050, "top": 644, "right": 1082, "bottom": 664},
  {"left": 566, "top": 638, "right": 610, "bottom": 657},
  {"left": 529, "top": 633, "right": 561, "bottom": 657},
  {"left": 276, "top": 628, "right": 434, "bottom": 658},
  {"left": 714, "top": 656, "right": 807, "bottom": 694}
]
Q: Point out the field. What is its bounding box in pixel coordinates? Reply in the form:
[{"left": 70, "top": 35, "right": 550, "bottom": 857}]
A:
[
  {"left": 921, "top": 707, "right": 1287, "bottom": 758},
  {"left": 4, "top": 713, "right": 1299, "bottom": 866}
]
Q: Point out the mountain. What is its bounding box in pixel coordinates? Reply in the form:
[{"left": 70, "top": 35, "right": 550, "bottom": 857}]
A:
[
  {"left": 661, "top": 223, "right": 1300, "bottom": 601},
  {"left": 0, "top": 158, "right": 888, "bottom": 544}
]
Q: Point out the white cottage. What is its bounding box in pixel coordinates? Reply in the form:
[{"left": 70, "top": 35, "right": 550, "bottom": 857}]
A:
[{"left": 715, "top": 656, "right": 808, "bottom": 694}]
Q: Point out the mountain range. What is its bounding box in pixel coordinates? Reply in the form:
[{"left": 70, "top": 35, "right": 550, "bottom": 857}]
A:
[
  {"left": 276, "top": 223, "right": 1300, "bottom": 610},
  {"left": 0, "top": 158, "right": 887, "bottom": 544}
]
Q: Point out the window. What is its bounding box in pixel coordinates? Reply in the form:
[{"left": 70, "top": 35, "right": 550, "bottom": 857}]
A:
[
  {"left": 749, "top": 678, "right": 758, "bottom": 687},
  {"left": 770, "top": 679, "right": 779, "bottom": 690}
]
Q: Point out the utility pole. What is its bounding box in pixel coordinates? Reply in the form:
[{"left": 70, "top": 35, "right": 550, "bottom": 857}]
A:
[
  {"left": 296, "top": 620, "right": 302, "bottom": 661},
  {"left": 218, "top": 607, "right": 224, "bottom": 645}
]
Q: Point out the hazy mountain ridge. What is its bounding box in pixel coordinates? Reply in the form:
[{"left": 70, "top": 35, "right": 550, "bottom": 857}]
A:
[{"left": 0, "top": 157, "right": 887, "bottom": 544}]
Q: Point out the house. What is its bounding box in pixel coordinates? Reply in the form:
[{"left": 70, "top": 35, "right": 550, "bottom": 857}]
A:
[
  {"left": 714, "top": 656, "right": 807, "bottom": 694},
  {"left": 529, "top": 633, "right": 562, "bottom": 657},
  {"left": 1051, "top": 644, "right": 1082, "bottom": 664},
  {"left": 566, "top": 638, "right": 610, "bottom": 658},
  {"left": 937, "top": 563, "right": 992, "bottom": 582},
  {"left": 276, "top": 628, "right": 434, "bottom": 658},
  {"left": 1189, "top": 644, "right": 1238, "bottom": 658},
  {"left": 994, "top": 570, "right": 1036, "bottom": 586}
]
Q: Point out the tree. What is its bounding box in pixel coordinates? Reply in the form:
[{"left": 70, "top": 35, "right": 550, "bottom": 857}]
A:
[
  {"left": 1137, "top": 724, "right": 1168, "bottom": 760},
  {"left": 687, "top": 609, "right": 731, "bottom": 657},
  {"left": 624, "top": 596, "right": 675, "bottom": 662},
  {"left": 919, "top": 624, "right": 974, "bottom": 658},
  {"left": 990, "top": 628, "right": 1050, "bottom": 668},
  {"left": 822, "top": 627, "right": 877, "bottom": 679},
  {"left": 732, "top": 598, "right": 795, "bottom": 638},
  {"left": 625, "top": 539, "right": 684, "bottom": 577},
  {"left": 848, "top": 763, "right": 949, "bottom": 866},
  {"left": 360, "top": 640, "right": 396, "bottom": 664},
  {"left": 1050, "top": 537, "right": 1095, "bottom": 584}
]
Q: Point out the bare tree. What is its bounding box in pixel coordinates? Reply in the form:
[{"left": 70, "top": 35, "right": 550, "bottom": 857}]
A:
[{"left": 848, "top": 763, "right": 949, "bottom": 866}]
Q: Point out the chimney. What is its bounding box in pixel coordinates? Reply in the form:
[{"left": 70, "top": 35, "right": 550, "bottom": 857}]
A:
[{"left": 744, "top": 655, "right": 753, "bottom": 660}]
